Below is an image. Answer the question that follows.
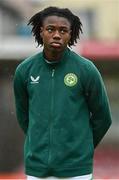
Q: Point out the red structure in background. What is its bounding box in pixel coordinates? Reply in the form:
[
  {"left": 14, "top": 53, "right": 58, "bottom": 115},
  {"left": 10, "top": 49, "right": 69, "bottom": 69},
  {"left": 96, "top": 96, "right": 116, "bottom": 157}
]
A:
[{"left": 76, "top": 40, "right": 119, "bottom": 60}]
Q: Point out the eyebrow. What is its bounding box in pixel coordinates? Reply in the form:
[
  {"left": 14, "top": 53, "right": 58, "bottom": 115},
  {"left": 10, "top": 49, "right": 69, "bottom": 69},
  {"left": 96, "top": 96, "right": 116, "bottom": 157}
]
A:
[{"left": 46, "top": 24, "right": 71, "bottom": 29}]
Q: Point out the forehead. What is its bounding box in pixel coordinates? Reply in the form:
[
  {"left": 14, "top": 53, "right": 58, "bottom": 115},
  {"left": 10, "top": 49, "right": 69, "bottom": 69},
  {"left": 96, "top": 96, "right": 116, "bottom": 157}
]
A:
[{"left": 42, "top": 15, "right": 71, "bottom": 28}]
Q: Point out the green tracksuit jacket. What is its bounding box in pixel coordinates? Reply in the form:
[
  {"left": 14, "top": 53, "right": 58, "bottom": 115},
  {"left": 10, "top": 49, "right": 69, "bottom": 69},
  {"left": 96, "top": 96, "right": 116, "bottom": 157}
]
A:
[{"left": 14, "top": 48, "right": 112, "bottom": 178}]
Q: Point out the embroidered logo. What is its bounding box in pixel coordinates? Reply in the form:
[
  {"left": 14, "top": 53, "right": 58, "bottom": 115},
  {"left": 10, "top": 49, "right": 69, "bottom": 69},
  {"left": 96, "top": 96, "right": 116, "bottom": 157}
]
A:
[
  {"left": 64, "top": 73, "right": 78, "bottom": 87},
  {"left": 30, "top": 76, "right": 40, "bottom": 84}
]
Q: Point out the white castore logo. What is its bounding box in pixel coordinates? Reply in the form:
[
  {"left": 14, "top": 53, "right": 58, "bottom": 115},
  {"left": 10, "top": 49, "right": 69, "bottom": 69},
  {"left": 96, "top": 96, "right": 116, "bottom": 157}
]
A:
[{"left": 30, "top": 76, "right": 40, "bottom": 84}]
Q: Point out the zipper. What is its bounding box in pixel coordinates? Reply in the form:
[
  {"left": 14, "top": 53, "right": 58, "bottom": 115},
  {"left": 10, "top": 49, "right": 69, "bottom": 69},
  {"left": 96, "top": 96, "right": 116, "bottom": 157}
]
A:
[
  {"left": 52, "top": 69, "right": 55, "bottom": 77},
  {"left": 48, "top": 68, "right": 55, "bottom": 165}
]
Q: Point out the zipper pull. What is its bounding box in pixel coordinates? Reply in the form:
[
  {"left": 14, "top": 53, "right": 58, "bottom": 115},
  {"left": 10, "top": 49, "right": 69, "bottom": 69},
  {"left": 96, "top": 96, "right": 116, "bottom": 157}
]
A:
[{"left": 52, "top": 69, "right": 55, "bottom": 77}]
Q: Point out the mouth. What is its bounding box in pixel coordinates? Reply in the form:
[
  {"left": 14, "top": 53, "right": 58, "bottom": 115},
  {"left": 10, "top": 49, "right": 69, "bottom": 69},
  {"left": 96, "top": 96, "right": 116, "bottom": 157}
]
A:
[{"left": 50, "top": 42, "right": 62, "bottom": 48}]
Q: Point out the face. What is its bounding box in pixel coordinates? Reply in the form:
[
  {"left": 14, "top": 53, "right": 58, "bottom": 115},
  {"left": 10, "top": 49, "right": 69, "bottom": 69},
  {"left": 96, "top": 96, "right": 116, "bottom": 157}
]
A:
[{"left": 40, "top": 15, "right": 71, "bottom": 54}]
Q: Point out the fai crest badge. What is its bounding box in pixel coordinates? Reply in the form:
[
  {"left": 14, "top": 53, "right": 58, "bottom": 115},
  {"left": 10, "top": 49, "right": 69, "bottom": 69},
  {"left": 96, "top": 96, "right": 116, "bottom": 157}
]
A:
[{"left": 64, "top": 73, "right": 78, "bottom": 87}]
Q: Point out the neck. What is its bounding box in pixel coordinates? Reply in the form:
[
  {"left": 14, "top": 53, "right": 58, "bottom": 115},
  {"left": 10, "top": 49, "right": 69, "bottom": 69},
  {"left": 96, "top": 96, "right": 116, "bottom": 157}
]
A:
[{"left": 43, "top": 49, "right": 65, "bottom": 61}]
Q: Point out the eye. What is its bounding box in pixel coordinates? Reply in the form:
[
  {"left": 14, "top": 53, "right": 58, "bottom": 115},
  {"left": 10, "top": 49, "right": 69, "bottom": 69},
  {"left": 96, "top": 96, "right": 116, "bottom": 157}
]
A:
[
  {"left": 48, "top": 29, "right": 52, "bottom": 32},
  {"left": 46, "top": 27, "right": 54, "bottom": 33},
  {"left": 60, "top": 29, "right": 70, "bottom": 34},
  {"left": 60, "top": 30, "right": 65, "bottom": 34}
]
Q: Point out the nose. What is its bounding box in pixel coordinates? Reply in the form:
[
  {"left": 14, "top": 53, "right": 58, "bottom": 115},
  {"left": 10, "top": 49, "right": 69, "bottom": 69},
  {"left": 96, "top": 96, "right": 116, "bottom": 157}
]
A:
[{"left": 53, "top": 30, "right": 61, "bottom": 39}]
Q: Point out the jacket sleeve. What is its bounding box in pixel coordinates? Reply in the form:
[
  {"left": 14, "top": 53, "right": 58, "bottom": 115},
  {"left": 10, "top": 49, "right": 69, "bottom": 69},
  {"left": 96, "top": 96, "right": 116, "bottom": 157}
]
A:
[
  {"left": 13, "top": 67, "right": 29, "bottom": 134},
  {"left": 84, "top": 62, "right": 112, "bottom": 148}
]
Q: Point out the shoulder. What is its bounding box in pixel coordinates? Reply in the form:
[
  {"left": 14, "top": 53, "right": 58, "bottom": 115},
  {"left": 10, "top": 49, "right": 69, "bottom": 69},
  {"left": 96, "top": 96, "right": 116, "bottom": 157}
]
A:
[
  {"left": 70, "top": 49, "right": 97, "bottom": 70},
  {"left": 69, "top": 49, "right": 102, "bottom": 80},
  {"left": 15, "top": 52, "right": 42, "bottom": 75}
]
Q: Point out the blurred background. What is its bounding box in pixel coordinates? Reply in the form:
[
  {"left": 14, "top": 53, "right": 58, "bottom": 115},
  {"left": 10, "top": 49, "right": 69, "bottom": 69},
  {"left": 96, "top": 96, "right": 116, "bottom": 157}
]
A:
[{"left": 0, "top": 0, "right": 119, "bottom": 179}]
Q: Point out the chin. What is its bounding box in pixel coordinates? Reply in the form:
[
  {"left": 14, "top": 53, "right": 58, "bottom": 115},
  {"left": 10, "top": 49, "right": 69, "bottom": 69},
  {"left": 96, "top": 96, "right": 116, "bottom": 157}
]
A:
[{"left": 51, "top": 46, "right": 66, "bottom": 53}]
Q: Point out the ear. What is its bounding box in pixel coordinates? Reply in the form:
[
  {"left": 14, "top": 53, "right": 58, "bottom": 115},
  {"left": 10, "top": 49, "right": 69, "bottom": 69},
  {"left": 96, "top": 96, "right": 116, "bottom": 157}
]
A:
[{"left": 40, "top": 27, "right": 43, "bottom": 38}]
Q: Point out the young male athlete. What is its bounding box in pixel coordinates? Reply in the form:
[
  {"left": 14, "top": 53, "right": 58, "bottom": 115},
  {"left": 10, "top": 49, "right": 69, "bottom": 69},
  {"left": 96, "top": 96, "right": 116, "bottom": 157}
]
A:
[{"left": 14, "top": 6, "right": 112, "bottom": 180}]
